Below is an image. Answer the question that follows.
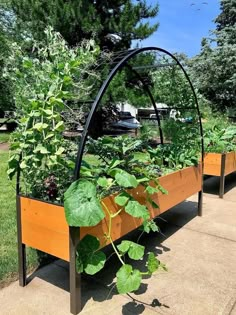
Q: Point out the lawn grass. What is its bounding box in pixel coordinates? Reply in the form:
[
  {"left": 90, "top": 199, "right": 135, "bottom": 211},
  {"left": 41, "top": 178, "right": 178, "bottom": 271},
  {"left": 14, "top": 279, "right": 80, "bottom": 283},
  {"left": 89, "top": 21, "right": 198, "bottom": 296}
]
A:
[
  {"left": 0, "top": 132, "right": 10, "bottom": 143},
  {"left": 0, "top": 150, "right": 38, "bottom": 287}
]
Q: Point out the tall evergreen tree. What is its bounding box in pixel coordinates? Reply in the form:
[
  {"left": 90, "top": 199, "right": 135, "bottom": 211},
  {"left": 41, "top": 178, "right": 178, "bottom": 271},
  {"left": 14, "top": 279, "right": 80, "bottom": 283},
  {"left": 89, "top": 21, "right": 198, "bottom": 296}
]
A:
[
  {"left": 190, "top": 0, "right": 236, "bottom": 112},
  {"left": 10, "top": 0, "right": 159, "bottom": 50}
]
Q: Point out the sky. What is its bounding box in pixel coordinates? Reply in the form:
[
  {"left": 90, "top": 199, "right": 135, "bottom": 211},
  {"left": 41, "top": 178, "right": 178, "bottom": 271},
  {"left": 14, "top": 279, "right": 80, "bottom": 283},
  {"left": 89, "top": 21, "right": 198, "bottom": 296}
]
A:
[{"left": 136, "top": 0, "right": 221, "bottom": 57}]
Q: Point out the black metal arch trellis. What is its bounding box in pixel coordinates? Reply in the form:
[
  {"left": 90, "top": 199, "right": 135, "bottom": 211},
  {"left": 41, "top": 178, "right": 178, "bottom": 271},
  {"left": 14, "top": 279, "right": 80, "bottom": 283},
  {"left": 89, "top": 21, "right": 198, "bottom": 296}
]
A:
[
  {"left": 16, "top": 46, "right": 204, "bottom": 315},
  {"left": 74, "top": 46, "right": 204, "bottom": 181}
]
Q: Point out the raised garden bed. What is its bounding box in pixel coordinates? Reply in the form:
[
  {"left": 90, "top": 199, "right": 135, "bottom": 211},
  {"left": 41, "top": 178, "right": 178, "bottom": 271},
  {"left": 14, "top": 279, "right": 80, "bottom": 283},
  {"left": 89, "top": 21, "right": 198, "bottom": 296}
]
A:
[
  {"left": 204, "top": 152, "right": 236, "bottom": 198},
  {"left": 17, "top": 164, "right": 202, "bottom": 314},
  {"left": 19, "top": 165, "right": 202, "bottom": 261},
  {"left": 8, "top": 42, "right": 204, "bottom": 315}
]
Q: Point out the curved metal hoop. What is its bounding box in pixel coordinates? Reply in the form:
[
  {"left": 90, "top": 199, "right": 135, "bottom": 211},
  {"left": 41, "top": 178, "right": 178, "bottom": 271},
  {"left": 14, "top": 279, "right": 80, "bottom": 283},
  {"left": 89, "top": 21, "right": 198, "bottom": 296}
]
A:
[{"left": 74, "top": 46, "right": 204, "bottom": 180}]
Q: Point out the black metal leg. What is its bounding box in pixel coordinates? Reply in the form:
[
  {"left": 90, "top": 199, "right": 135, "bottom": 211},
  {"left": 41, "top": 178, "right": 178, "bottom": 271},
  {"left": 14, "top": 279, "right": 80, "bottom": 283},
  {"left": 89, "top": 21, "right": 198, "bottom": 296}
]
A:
[
  {"left": 198, "top": 190, "right": 203, "bottom": 216},
  {"left": 219, "top": 154, "right": 226, "bottom": 198},
  {"left": 18, "top": 243, "right": 27, "bottom": 286},
  {"left": 219, "top": 175, "right": 225, "bottom": 198},
  {"left": 69, "top": 227, "right": 81, "bottom": 315},
  {"left": 16, "top": 195, "right": 27, "bottom": 286}
]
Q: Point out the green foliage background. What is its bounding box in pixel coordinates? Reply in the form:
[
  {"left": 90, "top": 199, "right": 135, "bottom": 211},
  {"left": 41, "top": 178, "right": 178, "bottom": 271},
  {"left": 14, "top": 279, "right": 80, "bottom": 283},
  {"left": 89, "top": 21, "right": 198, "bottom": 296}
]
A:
[
  {"left": 190, "top": 0, "right": 236, "bottom": 113},
  {"left": 9, "top": 0, "right": 159, "bottom": 50}
]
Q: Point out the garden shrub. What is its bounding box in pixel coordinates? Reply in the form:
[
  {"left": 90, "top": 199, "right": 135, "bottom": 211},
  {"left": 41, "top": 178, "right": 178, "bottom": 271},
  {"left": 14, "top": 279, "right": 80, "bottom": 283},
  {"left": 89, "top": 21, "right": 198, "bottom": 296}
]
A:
[{"left": 203, "top": 117, "right": 236, "bottom": 153}]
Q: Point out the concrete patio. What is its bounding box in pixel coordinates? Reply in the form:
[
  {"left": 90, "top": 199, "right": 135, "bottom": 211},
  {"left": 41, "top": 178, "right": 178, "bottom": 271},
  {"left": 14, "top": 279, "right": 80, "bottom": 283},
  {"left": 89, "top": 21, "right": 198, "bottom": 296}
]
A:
[{"left": 0, "top": 173, "right": 236, "bottom": 315}]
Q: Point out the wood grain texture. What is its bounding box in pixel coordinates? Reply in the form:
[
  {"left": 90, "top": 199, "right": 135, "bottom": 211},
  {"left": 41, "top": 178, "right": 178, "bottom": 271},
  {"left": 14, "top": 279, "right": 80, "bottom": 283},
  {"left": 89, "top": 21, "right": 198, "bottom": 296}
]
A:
[
  {"left": 20, "top": 198, "right": 70, "bottom": 261},
  {"left": 204, "top": 152, "right": 236, "bottom": 176},
  {"left": 20, "top": 198, "right": 109, "bottom": 261},
  {"left": 225, "top": 152, "right": 236, "bottom": 175},
  {"left": 20, "top": 165, "right": 202, "bottom": 260}
]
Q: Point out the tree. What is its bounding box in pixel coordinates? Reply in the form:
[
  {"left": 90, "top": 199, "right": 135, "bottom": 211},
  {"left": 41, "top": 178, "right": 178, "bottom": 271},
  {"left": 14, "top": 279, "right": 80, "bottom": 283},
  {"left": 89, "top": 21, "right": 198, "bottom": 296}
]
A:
[
  {"left": 215, "top": 0, "right": 236, "bottom": 45},
  {"left": 0, "top": 1, "right": 15, "bottom": 114},
  {"left": 190, "top": 0, "right": 236, "bottom": 112},
  {"left": 10, "top": 0, "right": 159, "bottom": 50}
]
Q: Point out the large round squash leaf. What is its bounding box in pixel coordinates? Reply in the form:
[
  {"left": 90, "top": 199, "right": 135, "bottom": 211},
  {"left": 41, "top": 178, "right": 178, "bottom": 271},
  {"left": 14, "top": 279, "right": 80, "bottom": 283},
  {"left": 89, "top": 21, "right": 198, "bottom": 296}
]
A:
[
  {"left": 125, "top": 200, "right": 149, "bottom": 220},
  {"left": 116, "top": 264, "right": 142, "bottom": 294},
  {"left": 115, "top": 171, "right": 138, "bottom": 188},
  {"left": 76, "top": 235, "right": 106, "bottom": 275},
  {"left": 117, "top": 240, "right": 145, "bottom": 260},
  {"left": 64, "top": 179, "right": 105, "bottom": 227}
]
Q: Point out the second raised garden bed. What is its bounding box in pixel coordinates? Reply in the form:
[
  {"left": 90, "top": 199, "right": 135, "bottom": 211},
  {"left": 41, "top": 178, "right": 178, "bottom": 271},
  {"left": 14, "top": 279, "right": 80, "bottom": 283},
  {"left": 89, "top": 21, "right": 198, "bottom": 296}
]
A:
[{"left": 204, "top": 151, "right": 236, "bottom": 198}]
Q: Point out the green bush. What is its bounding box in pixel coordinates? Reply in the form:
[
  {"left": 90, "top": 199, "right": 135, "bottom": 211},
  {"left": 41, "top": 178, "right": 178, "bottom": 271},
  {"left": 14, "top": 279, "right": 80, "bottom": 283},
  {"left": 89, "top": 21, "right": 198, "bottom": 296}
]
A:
[{"left": 5, "top": 27, "right": 101, "bottom": 202}]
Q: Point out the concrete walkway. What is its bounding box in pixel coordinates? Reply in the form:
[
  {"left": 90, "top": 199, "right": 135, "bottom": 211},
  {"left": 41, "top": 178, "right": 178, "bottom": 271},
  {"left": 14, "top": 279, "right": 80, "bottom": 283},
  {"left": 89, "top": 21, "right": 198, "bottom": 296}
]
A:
[{"left": 0, "top": 174, "right": 236, "bottom": 315}]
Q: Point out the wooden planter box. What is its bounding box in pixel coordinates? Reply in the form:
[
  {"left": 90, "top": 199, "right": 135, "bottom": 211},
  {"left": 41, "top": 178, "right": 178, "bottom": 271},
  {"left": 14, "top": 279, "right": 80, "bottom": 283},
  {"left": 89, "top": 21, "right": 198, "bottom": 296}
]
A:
[
  {"left": 204, "top": 152, "right": 236, "bottom": 198},
  {"left": 17, "top": 165, "right": 202, "bottom": 314}
]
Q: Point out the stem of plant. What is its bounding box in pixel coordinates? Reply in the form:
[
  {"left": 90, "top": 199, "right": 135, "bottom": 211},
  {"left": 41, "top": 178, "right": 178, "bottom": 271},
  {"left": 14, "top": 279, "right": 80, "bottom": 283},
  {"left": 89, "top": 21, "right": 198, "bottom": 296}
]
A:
[
  {"left": 111, "top": 207, "right": 123, "bottom": 218},
  {"left": 101, "top": 201, "right": 125, "bottom": 266}
]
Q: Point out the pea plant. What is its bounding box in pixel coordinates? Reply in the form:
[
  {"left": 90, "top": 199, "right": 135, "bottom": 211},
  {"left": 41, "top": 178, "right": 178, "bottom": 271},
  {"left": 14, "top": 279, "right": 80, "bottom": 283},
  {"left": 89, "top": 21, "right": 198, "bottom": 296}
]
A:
[{"left": 5, "top": 27, "right": 101, "bottom": 201}]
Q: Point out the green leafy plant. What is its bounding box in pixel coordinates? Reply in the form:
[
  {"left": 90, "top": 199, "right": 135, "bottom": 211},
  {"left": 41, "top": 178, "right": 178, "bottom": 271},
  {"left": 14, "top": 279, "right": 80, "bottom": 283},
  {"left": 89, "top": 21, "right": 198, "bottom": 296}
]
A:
[
  {"left": 5, "top": 28, "right": 171, "bottom": 295},
  {"left": 63, "top": 133, "right": 201, "bottom": 294},
  {"left": 64, "top": 138, "right": 169, "bottom": 294},
  {"left": 5, "top": 27, "right": 202, "bottom": 298},
  {"left": 148, "top": 143, "right": 199, "bottom": 172},
  {"left": 204, "top": 119, "right": 236, "bottom": 153},
  {"left": 5, "top": 27, "right": 101, "bottom": 202}
]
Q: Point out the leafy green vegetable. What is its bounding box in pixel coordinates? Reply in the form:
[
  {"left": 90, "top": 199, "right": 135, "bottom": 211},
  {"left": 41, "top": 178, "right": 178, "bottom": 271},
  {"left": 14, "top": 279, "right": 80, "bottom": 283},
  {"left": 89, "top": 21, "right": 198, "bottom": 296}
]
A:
[
  {"left": 64, "top": 180, "right": 105, "bottom": 227},
  {"left": 142, "top": 220, "right": 159, "bottom": 233},
  {"left": 115, "top": 192, "right": 131, "bottom": 207},
  {"left": 76, "top": 235, "right": 106, "bottom": 275},
  {"left": 125, "top": 201, "right": 149, "bottom": 220},
  {"left": 145, "top": 185, "right": 159, "bottom": 195},
  {"left": 147, "top": 252, "right": 160, "bottom": 274},
  {"left": 115, "top": 171, "right": 138, "bottom": 188},
  {"left": 117, "top": 241, "right": 145, "bottom": 260},
  {"left": 97, "top": 177, "right": 109, "bottom": 188},
  {"left": 116, "top": 264, "right": 142, "bottom": 294},
  {"left": 204, "top": 122, "right": 236, "bottom": 153}
]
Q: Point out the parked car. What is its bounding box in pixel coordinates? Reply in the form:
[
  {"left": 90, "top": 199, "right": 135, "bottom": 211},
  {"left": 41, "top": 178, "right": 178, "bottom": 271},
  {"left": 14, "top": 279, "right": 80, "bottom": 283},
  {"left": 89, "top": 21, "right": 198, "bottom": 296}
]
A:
[{"left": 110, "top": 111, "right": 141, "bottom": 129}]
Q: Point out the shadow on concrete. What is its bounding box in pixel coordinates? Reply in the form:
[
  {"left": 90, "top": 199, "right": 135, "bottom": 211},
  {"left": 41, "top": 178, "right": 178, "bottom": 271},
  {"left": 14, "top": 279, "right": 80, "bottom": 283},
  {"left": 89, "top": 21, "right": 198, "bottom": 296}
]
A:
[
  {"left": 203, "top": 172, "right": 236, "bottom": 196},
  {"left": 27, "top": 199, "right": 198, "bottom": 313},
  {"left": 122, "top": 297, "right": 170, "bottom": 314}
]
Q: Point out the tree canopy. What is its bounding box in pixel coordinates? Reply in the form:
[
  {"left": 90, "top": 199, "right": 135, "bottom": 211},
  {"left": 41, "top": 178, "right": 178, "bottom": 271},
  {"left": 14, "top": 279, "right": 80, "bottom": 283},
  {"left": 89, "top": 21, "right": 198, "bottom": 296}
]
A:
[
  {"left": 10, "top": 0, "right": 159, "bottom": 50},
  {"left": 191, "top": 0, "right": 236, "bottom": 112},
  {"left": 0, "top": 0, "right": 160, "bottom": 113}
]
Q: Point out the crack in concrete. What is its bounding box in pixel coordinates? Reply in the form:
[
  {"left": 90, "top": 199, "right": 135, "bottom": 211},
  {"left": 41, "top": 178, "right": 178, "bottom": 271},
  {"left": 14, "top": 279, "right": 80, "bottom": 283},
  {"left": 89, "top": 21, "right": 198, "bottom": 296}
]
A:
[{"left": 229, "top": 298, "right": 236, "bottom": 315}]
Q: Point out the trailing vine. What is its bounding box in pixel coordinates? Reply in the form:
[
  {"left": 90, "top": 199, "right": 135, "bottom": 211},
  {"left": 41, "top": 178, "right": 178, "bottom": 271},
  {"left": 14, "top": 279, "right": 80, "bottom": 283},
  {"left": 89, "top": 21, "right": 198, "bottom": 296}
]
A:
[
  {"left": 63, "top": 133, "right": 200, "bottom": 293},
  {"left": 64, "top": 139, "right": 169, "bottom": 294}
]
